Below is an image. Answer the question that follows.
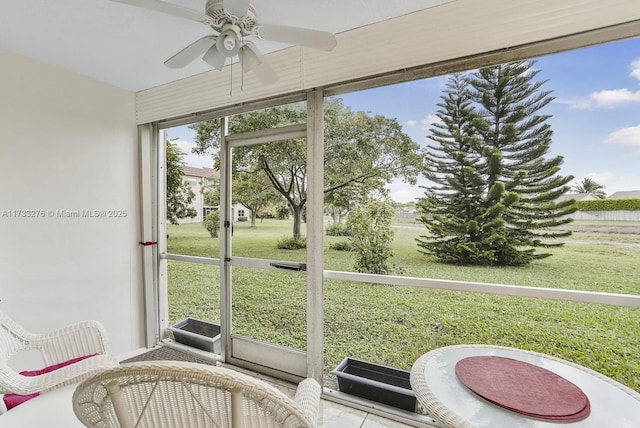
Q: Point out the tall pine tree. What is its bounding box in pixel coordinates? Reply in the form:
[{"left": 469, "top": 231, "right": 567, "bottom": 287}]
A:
[
  {"left": 417, "top": 73, "right": 500, "bottom": 264},
  {"left": 470, "top": 60, "right": 576, "bottom": 264},
  {"left": 418, "top": 61, "right": 576, "bottom": 266}
]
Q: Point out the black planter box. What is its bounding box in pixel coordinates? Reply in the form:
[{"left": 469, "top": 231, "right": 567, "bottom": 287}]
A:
[
  {"left": 169, "top": 318, "right": 221, "bottom": 354},
  {"left": 331, "top": 358, "right": 416, "bottom": 412}
]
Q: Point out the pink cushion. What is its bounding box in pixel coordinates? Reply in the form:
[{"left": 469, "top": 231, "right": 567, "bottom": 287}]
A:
[{"left": 3, "top": 354, "right": 97, "bottom": 411}]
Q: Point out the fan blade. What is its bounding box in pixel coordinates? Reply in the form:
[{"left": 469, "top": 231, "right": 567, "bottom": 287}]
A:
[
  {"left": 202, "top": 44, "right": 227, "bottom": 71},
  {"left": 240, "top": 42, "right": 262, "bottom": 72},
  {"left": 254, "top": 24, "right": 337, "bottom": 51},
  {"left": 251, "top": 61, "right": 279, "bottom": 85},
  {"left": 110, "top": 0, "right": 210, "bottom": 24},
  {"left": 241, "top": 43, "right": 279, "bottom": 84},
  {"left": 165, "top": 36, "right": 217, "bottom": 68},
  {"left": 224, "top": 0, "right": 251, "bottom": 18}
]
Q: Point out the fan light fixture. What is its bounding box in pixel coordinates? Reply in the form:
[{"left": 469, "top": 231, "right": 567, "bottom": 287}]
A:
[
  {"left": 110, "top": 0, "right": 337, "bottom": 85},
  {"left": 216, "top": 25, "right": 241, "bottom": 56}
]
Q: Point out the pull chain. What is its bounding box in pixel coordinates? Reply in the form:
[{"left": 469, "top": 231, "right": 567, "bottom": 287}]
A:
[
  {"left": 229, "top": 60, "right": 233, "bottom": 97},
  {"left": 240, "top": 35, "right": 245, "bottom": 92}
]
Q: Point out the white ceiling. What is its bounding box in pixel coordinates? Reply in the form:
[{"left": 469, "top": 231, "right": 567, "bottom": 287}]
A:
[{"left": 0, "top": 0, "right": 451, "bottom": 92}]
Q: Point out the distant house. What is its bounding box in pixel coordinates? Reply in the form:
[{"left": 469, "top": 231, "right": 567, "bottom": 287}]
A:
[
  {"left": 608, "top": 190, "right": 640, "bottom": 200},
  {"left": 556, "top": 192, "right": 598, "bottom": 203},
  {"left": 180, "top": 166, "right": 219, "bottom": 224},
  {"left": 180, "top": 166, "right": 250, "bottom": 223}
]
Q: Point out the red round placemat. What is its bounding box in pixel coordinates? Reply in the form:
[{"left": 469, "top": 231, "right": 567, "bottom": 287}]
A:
[{"left": 455, "top": 356, "right": 590, "bottom": 420}]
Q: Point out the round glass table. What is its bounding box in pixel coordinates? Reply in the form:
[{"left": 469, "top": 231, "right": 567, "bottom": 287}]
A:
[{"left": 410, "top": 345, "right": 640, "bottom": 428}]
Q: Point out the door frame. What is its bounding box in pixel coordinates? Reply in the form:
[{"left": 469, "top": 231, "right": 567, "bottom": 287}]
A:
[{"left": 218, "top": 90, "right": 325, "bottom": 381}]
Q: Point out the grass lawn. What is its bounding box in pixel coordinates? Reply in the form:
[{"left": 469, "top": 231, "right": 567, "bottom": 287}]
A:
[{"left": 167, "top": 219, "right": 640, "bottom": 391}]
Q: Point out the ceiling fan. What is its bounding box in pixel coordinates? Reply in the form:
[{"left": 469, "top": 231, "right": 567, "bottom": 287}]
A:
[{"left": 110, "top": 0, "right": 338, "bottom": 84}]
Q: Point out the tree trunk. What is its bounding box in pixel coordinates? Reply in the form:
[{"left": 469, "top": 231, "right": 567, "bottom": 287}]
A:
[
  {"left": 292, "top": 206, "right": 302, "bottom": 240},
  {"left": 251, "top": 211, "right": 257, "bottom": 227}
]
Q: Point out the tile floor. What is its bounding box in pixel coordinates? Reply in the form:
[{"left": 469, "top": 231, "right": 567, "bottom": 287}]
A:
[{"left": 318, "top": 399, "right": 416, "bottom": 427}]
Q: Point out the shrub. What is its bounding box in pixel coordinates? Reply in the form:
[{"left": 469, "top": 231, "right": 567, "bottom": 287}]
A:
[
  {"left": 203, "top": 211, "right": 220, "bottom": 238},
  {"left": 347, "top": 197, "right": 395, "bottom": 274},
  {"left": 237, "top": 216, "right": 248, "bottom": 222},
  {"left": 329, "top": 241, "right": 353, "bottom": 251},
  {"left": 276, "top": 236, "right": 307, "bottom": 250},
  {"left": 325, "top": 222, "right": 352, "bottom": 236}
]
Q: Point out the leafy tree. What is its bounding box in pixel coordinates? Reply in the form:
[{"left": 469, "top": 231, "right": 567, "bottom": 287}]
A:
[
  {"left": 202, "top": 177, "right": 232, "bottom": 209},
  {"left": 325, "top": 185, "right": 367, "bottom": 224},
  {"left": 275, "top": 203, "right": 291, "bottom": 220},
  {"left": 348, "top": 197, "right": 395, "bottom": 274},
  {"left": 203, "top": 180, "right": 220, "bottom": 207},
  {"left": 166, "top": 140, "right": 196, "bottom": 224},
  {"left": 226, "top": 105, "right": 307, "bottom": 239},
  {"left": 201, "top": 171, "right": 280, "bottom": 227},
  {"left": 418, "top": 62, "right": 576, "bottom": 266},
  {"left": 572, "top": 177, "right": 607, "bottom": 199},
  {"left": 323, "top": 99, "right": 418, "bottom": 220},
  {"left": 233, "top": 170, "right": 281, "bottom": 227},
  {"left": 191, "top": 98, "right": 420, "bottom": 240}
]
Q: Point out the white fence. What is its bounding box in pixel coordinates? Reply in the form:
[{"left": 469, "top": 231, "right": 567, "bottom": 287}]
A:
[{"left": 572, "top": 210, "right": 640, "bottom": 221}]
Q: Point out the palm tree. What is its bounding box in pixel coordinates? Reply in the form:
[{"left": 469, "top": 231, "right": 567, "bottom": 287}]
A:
[{"left": 572, "top": 177, "right": 607, "bottom": 199}]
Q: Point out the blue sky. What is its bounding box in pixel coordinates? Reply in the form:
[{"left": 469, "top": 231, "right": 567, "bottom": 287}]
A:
[{"left": 169, "top": 37, "right": 640, "bottom": 203}]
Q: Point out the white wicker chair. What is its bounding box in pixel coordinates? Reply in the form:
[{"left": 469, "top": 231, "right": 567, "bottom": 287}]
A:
[
  {"left": 0, "top": 309, "right": 119, "bottom": 396},
  {"left": 73, "top": 361, "right": 322, "bottom": 428}
]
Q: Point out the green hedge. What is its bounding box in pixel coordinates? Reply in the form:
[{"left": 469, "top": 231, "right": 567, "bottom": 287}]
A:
[{"left": 576, "top": 199, "right": 640, "bottom": 212}]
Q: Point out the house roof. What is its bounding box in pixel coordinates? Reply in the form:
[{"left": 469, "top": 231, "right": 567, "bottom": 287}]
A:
[
  {"left": 557, "top": 193, "right": 598, "bottom": 202},
  {"left": 182, "top": 166, "right": 219, "bottom": 179},
  {"left": 608, "top": 190, "right": 640, "bottom": 200},
  {"left": 0, "top": 0, "right": 449, "bottom": 92}
]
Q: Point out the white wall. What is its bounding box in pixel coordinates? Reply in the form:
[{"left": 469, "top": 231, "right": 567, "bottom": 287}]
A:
[
  {"left": 0, "top": 49, "right": 142, "bottom": 367},
  {"left": 573, "top": 211, "right": 640, "bottom": 221}
]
